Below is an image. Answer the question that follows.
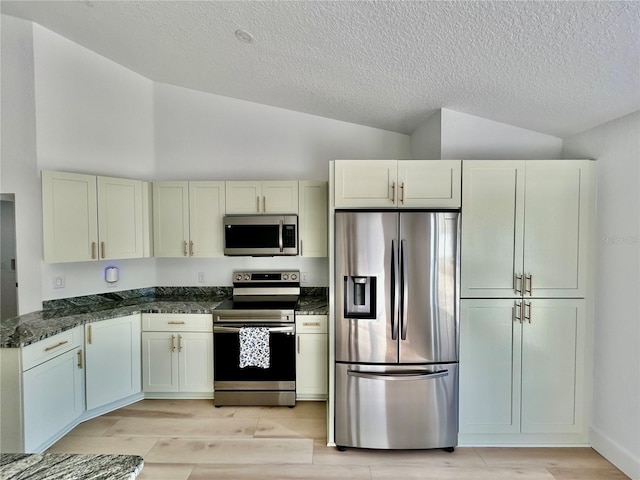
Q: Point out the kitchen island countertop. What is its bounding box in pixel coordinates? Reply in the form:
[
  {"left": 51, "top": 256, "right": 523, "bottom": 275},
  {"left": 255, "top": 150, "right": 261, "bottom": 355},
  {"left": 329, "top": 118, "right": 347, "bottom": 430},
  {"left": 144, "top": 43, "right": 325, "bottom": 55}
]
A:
[{"left": 0, "top": 453, "right": 143, "bottom": 480}]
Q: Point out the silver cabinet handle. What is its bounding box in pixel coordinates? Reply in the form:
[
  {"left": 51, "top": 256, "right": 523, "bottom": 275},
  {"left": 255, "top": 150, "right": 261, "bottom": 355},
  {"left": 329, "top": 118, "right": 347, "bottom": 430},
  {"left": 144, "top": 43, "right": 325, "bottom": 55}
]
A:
[
  {"left": 297, "top": 336, "right": 301, "bottom": 354},
  {"left": 400, "top": 182, "right": 405, "bottom": 204},
  {"left": 263, "top": 196, "right": 266, "bottom": 213},
  {"left": 300, "top": 240, "right": 303, "bottom": 256},
  {"left": 256, "top": 196, "right": 260, "bottom": 212},
  {"left": 168, "top": 321, "right": 186, "bottom": 325},
  {"left": 513, "top": 301, "right": 522, "bottom": 323},
  {"left": 347, "top": 370, "right": 449, "bottom": 381},
  {"left": 171, "top": 334, "right": 176, "bottom": 352},
  {"left": 101, "top": 241, "right": 106, "bottom": 259},
  {"left": 525, "top": 274, "right": 533, "bottom": 296},
  {"left": 515, "top": 274, "right": 523, "bottom": 295},
  {"left": 178, "top": 334, "right": 182, "bottom": 352},
  {"left": 91, "top": 242, "right": 97, "bottom": 260},
  {"left": 87, "top": 325, "right": 92, "bottom": 345},
  {"left": 183, "top": 240, "right": 188, "bottom": 257},
  {"left": 391, "top": 182, "right": 396, "bottom": 203},
  {"left": 524, "top": 302, "right": 532, "bottom": 323},
  {"left": 189, "top": 241, "right": 194, "bottom": 257},
  {"left": 77, "top": 349, "right": 83, "bottom": 369}
]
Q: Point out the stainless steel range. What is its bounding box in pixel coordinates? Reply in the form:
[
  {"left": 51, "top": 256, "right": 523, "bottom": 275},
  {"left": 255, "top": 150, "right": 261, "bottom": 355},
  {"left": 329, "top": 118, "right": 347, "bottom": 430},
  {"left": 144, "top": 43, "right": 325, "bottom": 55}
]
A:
[{"left": 213, "top": 270, "right": 300, "bottom": 407}]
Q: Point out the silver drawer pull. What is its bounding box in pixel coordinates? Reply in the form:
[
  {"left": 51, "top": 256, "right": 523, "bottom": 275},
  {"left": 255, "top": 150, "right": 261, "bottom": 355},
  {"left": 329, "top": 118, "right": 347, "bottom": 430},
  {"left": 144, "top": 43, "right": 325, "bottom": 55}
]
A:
[
  {"left": 45, "top": 340, "right": 68, "bottom": 352},
  {"left": 347, "top": 370, "right": 448, "bottom": 381},
  {"left": 168, "top": 321, "right": 186, "bottom": 325},
  {"left": 303, "top": 322, "right": 321, "bottom": 327}
]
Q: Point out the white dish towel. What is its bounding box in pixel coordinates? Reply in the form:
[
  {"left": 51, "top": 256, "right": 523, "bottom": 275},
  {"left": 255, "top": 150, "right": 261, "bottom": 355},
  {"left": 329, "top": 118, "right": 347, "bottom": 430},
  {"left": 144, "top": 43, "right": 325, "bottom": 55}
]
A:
[{"left": 239, "top": 327, "right": 270, "bottom": 369}]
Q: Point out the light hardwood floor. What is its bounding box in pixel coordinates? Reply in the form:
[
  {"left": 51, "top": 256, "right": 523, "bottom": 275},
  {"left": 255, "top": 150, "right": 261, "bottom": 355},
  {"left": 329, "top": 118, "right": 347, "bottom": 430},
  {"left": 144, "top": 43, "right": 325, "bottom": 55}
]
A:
[{"left": 47, "top": 400, "right": 629, "bottom": 480}]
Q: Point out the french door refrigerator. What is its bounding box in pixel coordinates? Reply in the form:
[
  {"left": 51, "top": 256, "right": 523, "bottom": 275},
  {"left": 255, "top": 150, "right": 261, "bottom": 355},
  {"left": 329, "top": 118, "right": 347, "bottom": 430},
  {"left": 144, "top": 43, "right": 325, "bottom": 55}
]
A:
[{"left": 334, "top": 210, "right": 459, "bottom": 450}]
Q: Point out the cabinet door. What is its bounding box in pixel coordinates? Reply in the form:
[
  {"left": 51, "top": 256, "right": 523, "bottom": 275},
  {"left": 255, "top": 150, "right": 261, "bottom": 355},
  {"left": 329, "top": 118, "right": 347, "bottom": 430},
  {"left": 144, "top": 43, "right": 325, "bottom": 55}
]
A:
[
  {"left": 262, "top": 181, "right": 299, "bottom": 214},
  {"left": 459, "top": 299, "right": 522, "bottom": 434},
  {"left": 397, "top": 160, "right": 461, "bottom": 208},
  {"left": 85, "top": 315, "right": 141, "bottom": 410},
  {"left": 296, "top": 333, "right": 328, "bottom": 399},
  {"left": 42, "top": 171, "right": 98, "bottom": 263},
  {"left": 23, "top": 348, "right": 84, "bottom": 452},
  {"left": 523, "top": 161, "right": 593, "bottom": 298},
  {"left": 153, "top": 181, "right": 190, "bottom": 257},
  {"left": 225, "top": 181, "right": 262, "bottom": 214},
  {"left": 142, "top": 332, "right": 179, "bottom": 393},
  {"left": 178, "top": 332, "right": 214, "bottom": 393},
  {"left": 97, "top": 176, "right": 144, "bottom": 260},
  {"left": 520, "top": 299, "right": 585, "bottom": 434},
  {"left": 189, "top": 181, "right": 225, "bottom": 257},
  {"left": 460, "top": 161, "right": 525, "bottom": 298},
  {"left": 334, "top": 160, "right": 398, "bottom": 207},
  {"left": 298, "top": 181, "right": 327, "bottom": 257}
]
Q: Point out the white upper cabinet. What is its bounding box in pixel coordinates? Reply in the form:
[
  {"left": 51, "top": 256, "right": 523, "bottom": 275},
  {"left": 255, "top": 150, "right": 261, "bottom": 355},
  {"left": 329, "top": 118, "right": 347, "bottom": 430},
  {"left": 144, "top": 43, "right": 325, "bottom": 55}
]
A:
[
  {"left": 42, "top": 171, "right": 147, "bottom": 263},
  {"left": 226, "top": 181, "right": 299, "bottom": 214},
  {"left": 460, "top": 160, "right": 594, "bottom": 298},
  {"left": 334, "top": 160, "right": 461, "bottom": 208},
  {"left": 298, "top": 181, "right": 328, "bottom": 257},
  {"left": 42, "top": 171, "right": 98, "bottom": 263},
  {"left": 397, "top": 160, "right": 462, "bottom": 208},
  {"left": 97, "top": 176, "right": 144, "bottom": 260},
  {"left": 153, "top": 181, "right": 225, "bottom": 257}
]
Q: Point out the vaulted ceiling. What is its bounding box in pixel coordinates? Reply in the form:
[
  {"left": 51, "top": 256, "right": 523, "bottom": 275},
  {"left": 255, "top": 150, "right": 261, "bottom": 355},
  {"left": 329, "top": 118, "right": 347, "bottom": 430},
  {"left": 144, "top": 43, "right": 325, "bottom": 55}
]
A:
[{"left": 2, "top": 1, "right": 639, "bottom": 137}]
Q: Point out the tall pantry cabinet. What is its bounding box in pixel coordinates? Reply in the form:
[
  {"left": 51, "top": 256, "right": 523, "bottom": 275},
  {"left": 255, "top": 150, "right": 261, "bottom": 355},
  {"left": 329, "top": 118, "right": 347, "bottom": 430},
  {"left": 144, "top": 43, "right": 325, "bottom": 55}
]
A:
[{"left": 458, "top": 159, "right": 594, "bottom": 445}]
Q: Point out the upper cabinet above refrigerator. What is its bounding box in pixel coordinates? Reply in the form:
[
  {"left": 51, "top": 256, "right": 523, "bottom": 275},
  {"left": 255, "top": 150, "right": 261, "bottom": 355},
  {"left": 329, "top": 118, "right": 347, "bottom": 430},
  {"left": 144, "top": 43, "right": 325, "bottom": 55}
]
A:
[
  {"left": 334, "top": 160, "right": 461, "bottom": 209},
  {"left": 460, "top": 160, "right": 595, "bottom": 299}
]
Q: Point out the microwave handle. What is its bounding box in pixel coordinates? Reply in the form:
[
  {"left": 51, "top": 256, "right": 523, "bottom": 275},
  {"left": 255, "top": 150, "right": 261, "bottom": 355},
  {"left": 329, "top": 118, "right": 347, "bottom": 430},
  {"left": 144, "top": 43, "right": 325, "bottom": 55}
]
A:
[{"left": 278, "top": 219, "right": 284, "bottom": 252}]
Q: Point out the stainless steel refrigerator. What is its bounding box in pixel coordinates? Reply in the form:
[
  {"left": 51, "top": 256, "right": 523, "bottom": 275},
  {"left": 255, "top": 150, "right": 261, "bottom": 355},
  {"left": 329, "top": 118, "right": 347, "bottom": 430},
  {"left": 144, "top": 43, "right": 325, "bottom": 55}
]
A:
[{"left": 334, "top": 211, "right": 459, "bottom": 450}]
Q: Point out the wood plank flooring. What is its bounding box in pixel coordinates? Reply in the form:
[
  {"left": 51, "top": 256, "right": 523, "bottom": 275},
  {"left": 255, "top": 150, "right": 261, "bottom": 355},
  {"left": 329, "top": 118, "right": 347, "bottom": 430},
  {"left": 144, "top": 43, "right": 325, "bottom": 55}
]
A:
[{"left": 47, "top": 400, "right": 629, "bottom": 480}]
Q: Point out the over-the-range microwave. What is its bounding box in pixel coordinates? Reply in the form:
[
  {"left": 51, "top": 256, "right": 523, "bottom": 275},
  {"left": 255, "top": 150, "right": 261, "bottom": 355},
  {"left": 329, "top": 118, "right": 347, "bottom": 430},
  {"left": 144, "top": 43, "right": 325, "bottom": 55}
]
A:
[{"left": 223, "top": 215, "right": 298, "bottom": 256}]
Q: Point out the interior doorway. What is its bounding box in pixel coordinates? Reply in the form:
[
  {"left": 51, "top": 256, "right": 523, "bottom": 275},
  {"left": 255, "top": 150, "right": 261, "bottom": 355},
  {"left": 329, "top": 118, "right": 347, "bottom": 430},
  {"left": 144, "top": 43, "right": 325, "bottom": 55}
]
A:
[{"left": 1, "top": 193, "right": 18, "bottom": 320}]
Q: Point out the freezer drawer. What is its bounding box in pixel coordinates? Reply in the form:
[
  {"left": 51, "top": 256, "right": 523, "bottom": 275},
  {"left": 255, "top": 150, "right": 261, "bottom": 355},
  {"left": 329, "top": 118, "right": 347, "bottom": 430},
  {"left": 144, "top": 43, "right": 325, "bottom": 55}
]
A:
[{"left": 335, "top": 363, "right": 458, "bottom": 450}]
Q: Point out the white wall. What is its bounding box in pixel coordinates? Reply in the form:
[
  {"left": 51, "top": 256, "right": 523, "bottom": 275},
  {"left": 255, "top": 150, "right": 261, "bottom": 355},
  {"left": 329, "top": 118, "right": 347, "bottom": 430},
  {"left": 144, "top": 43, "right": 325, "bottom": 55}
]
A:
[
  {"left": 562, "top": 110, "right": 640, "bottom": 480},
  {"left": 440, "top": 108, "right": 563, "bottom": 159},
  {"left": 1, "top": 15, "right": 42, "bottom": 314},
  {"left": 29, "top": 24, "right": 156, "bottom": 301},
  {"left": 153, "top": 82, "right": 411, "bottom": 181},
  {"left": 410, "top": 110, "right": 442, "bottom": 159}
]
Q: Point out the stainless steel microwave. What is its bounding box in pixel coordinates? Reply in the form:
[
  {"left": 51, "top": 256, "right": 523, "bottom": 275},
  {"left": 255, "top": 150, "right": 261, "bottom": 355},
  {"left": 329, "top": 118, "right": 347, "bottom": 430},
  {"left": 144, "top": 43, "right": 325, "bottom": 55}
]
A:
[{"left": 223, "top": 215, "right": 298, "bottom": 256}]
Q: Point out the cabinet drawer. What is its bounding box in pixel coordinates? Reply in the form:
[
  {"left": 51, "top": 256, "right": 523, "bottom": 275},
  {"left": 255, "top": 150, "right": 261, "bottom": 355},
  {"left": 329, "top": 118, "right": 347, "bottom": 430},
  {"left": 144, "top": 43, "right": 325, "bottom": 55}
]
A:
[
  {"left": 22, "top": 326, "right": 83, "bottom": 371},
  {"left": 142, "top": 314, "right": 213, "bottom": 332},
  {"left": 296, "top": 315, "right": 327, "bottom": 334}
]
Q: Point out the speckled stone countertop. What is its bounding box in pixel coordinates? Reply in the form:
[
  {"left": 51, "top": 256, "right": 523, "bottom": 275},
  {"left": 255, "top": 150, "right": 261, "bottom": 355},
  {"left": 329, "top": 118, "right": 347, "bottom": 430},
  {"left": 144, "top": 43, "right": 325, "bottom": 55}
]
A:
[
  {"left": 1, "top": 287, "right": 328, "bottom": 348},
  {"left": 0, "top": 453, "right": 143, "bottom": 480}
]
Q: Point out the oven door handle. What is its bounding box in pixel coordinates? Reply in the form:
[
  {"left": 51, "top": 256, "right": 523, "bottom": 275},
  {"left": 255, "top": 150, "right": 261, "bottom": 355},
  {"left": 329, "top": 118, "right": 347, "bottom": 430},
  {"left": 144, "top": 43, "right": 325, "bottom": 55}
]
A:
[{"left": 214, "top": 325, "right": 295, "bottom": 334}]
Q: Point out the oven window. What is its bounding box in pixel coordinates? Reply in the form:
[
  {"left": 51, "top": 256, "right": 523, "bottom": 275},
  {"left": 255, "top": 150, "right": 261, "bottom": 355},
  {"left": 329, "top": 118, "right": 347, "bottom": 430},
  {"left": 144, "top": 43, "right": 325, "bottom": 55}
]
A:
[
  {"left": 214, "top": 330, "right": 295, "bottom": 381},
  {"left": 225, "top": 225, "right": 279, "bottom": 249}
]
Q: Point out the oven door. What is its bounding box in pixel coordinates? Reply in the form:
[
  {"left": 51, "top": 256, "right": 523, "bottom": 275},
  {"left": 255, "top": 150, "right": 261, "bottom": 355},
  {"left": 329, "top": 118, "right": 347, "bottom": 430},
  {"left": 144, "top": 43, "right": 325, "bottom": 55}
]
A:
[{"left": 213, "top": 323, "right": 296, "bottom": 391}]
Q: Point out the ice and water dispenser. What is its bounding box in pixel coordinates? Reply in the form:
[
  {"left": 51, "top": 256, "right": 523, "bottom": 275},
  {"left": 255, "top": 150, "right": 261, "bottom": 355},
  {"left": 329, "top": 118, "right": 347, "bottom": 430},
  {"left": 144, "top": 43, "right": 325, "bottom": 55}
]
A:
[{"left": 343, "top": 276, "right": 376, "bottom": 319}]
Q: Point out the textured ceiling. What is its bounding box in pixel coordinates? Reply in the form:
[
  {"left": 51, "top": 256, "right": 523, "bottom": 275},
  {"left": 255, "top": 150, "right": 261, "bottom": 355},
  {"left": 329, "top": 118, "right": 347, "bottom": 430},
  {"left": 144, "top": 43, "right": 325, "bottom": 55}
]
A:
[{"left": 2, "top": 1, "right": 639, "bottom": 137}]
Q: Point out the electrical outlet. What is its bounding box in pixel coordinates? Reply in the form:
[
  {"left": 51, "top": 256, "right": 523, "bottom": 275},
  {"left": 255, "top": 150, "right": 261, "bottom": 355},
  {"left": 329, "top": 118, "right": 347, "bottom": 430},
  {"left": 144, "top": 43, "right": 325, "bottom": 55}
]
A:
[
  {"left": 301, "top": 272, "right": 308, "bottom": 284},
  {"left": 198, "top": 272, "right": 205, "bottom": 283},
  {"left": 53, "top": 275, "right": 65, "bottom": 289}
]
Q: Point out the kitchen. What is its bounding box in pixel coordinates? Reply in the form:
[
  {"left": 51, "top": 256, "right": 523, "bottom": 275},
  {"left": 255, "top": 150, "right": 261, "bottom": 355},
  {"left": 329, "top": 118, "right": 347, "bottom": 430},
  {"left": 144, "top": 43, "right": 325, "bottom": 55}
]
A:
[{"left": 1, "top": 2, "right": 639, "bottom": 480}]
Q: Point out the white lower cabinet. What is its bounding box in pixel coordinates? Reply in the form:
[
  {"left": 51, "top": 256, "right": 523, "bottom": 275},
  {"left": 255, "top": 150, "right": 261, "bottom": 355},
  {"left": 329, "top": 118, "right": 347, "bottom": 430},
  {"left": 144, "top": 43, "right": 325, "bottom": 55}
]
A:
[
  {"left": 85, "top": 315, "right": 142, "bottom": 411},
  {"left": 142, "top": 314, "right": 213, "bottom": 398},
  {"left": 459, "top": 299, "right": 586, "bottom": 444},
  {"left": 0, "top": 326, "right": 85, "bottom": 453},
  {"left": 296, "top": 315, "right": 328, "bottom": 400}
]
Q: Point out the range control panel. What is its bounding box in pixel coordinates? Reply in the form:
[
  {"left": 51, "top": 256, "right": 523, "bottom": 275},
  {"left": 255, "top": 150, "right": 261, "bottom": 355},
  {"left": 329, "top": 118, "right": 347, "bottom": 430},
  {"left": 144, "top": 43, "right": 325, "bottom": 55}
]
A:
[{"left": 233, "top": 270, "right": 300, "bottom": 284}]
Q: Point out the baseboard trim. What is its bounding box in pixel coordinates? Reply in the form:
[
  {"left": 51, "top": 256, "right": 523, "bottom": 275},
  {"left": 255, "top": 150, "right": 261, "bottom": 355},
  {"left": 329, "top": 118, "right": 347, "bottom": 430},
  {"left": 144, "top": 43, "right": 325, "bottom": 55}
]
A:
[{"left": 590, "top": 426, "right": 640, "bottom": 480}]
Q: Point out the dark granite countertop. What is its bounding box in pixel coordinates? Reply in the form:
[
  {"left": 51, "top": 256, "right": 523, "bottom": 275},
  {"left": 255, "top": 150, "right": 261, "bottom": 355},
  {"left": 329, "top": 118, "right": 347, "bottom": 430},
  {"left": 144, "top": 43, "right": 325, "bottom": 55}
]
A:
[
  {"left": 0, "top": 453, "right": 143, "bottom": 480},
  {"left": 1, "top": 288, "right": 328, "bottom": 348}
]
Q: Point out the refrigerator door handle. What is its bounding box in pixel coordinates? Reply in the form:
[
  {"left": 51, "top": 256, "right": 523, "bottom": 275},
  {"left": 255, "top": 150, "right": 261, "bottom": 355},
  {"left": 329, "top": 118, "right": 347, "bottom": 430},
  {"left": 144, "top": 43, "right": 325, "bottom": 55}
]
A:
[
  {"left": 347, "top": 369, "right": 449, "bottom": 381},
  {"left": 400, "top": 239, "right": 409, "bottom": 340},
  {"left": 391, "top": 239, "right": 399, "bottom": 340}
]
